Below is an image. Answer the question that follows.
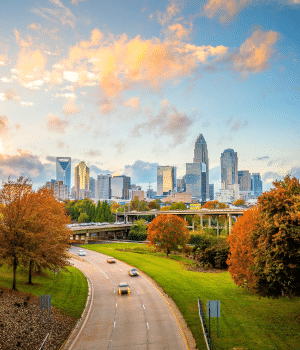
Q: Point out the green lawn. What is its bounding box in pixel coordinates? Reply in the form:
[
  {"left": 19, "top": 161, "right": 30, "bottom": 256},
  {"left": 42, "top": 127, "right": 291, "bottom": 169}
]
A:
[
  {"left": 82, "top": 243, "right": 300, "bottom": 350},
  {"left": 0, "top": 264, "right": 88, "bottom": 319}
]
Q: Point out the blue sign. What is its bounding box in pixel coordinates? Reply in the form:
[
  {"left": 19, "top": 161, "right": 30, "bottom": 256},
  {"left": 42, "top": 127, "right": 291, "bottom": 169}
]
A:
[
  {"left": 207, "top": 300, "right": 220, "bottom": 318},
  {"left": 120, "top": 202, "right": 126, "bottom": 205}
]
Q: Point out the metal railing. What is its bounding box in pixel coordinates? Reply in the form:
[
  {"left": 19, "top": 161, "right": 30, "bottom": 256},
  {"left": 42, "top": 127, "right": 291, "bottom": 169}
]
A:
[{"left": 198, "top": 298, "right": 213, "bottom": 350}]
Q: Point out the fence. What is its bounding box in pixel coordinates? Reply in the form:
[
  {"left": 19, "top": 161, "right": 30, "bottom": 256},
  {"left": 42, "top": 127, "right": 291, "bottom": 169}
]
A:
[{"left": 198, "top": 298, "right": 213, "bottom": 350}]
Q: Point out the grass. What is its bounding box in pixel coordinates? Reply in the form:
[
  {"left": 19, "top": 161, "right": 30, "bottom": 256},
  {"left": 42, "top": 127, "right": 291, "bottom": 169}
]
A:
[
  {"left": 0, "top": 263, "right": 88, "bottom": 319},
  {"left": 81, "top": 242, "right": 300, "bottom": 350}
]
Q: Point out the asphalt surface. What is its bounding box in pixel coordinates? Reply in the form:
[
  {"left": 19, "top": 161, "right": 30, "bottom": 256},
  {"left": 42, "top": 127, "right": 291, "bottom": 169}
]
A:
[{"left": 68, "top": 245, "right": 189, "bottom": 350}]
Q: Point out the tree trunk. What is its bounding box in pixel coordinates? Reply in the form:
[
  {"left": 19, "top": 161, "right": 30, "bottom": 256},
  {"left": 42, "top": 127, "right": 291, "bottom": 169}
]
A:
[
  {"left": 12, "top": 256, "right": 18, "bottom": 290},
  {"left": 28, "top": 260, "right": 33, "bottom": 285}
]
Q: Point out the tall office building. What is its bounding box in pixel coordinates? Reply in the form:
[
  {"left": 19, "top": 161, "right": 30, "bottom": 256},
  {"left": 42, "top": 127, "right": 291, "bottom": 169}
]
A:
[
  {"left": 193, "top": 134, "right": 209, "bottom": 201},
  {"left": 238, "top": 170, "right": 251, "bottom": 191},
  {"left": 185, "top": 162, "right": 206, "bottom": 201},
  {"left": 96, "top": 174, "right": 111, "bottom": 200},
  {"left": 46, "top": 179, "right": 69, "bottom": 200},
  {"left": 56, "top": 157, "right": 71, "bottom": 192},
  {"left": 251, "top": 173, "right": 263, "bottom": 197},
  {"left": 89, "top": 177, "right": 96, "bottom": 198},
  {"left": 209, "top": 184, "right": 214, "bottom": 201},
  {"left": 221, "top": 149, "right": 238, "bottom": 189},
  {"left": 111, "top": 175, "right": 131, "bottom": 199},
  {"left": 157, "top": 166, "right": 177, "bottom": 196},
  {"left": 74, "top": 161, "right": 89, "bottom": 193}
]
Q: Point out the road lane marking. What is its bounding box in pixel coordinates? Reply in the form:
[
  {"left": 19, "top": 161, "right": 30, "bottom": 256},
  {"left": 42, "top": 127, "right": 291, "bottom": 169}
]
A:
[
  {"left": 143, "top": 304, "right": 145, "bottom": 310},
  {"left": 114, "top": 321, "right": 116, "bottom": 327},
  {"left": 147, "top": 322, "right": 149, "bottom": 329},
  {"left": 116, "top": 303, "right": 117, "bottom": 307}
]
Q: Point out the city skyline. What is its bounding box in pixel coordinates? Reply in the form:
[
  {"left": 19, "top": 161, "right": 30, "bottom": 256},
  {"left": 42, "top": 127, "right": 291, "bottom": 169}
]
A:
[{"left": 0, "top": 0, "right": 300, "bottom": 192}]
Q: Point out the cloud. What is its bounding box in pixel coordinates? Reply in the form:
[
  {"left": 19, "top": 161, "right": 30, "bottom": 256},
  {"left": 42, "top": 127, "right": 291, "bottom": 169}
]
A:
[
  {"left": 0, "top": 89, "right": 33, "bottom": 106},
  {"left": 232, "top": 30, "right": 280, "bottom": 74},
  {"left": 262, "top": 171, "right": 284, "bottom": 183},
  {"left": 84, "top": 149, "right": 102, "bottom": 157},
  {"left": 255, "top": 156, "right": 270, "bottom": 161},
  {"left": 57, "top": 140, "right": 68, "bottom": 149},
  {"left": 114, "top": 141, "right": 127, "bottom": 155},
  {"left": 45, "top": 156, "right": 56, "bottom": 162},
  {"left": 203, "top": 0, "right": 300, "bottom": 23},
  {"left": 124, "top": 160, "right": 159, "bottom": 184},
  {"left": 46, "top": 114, "right": 69, "bottom": 133},
  {"left": 89, "top": 165, "right": 111, "bottom": 175},
  {"left": 33, "top": 0, "right": 77, "bottom": 28},
  {"left": 168, "top": 23, "right": 191, "bottom": 39},
  {"left": 71, "top": 0, "right": 86, "bottom": 4},
  {"left": 63, "top": 98, "right": 81, "bottom": 116},
  {"left": 157, "top": 1, "right": 181, "bottom": 25},
  {"left": 125, "top": 97, "right": 140, "bottom": 109},
  {"left": 0, "top": 150, "right": 55, "bottom": 188},
  {"left": 217, "top": 135, "right": 233, "bottom": 145},
  {"left": 226, "top": 117, "right": 248, "bottom": 131},
  {"left": 133, "top": 100, "right": 194, "bottom": 146},
  {"left": 0, "top": 116, "right": 9, "bottom": 135}
]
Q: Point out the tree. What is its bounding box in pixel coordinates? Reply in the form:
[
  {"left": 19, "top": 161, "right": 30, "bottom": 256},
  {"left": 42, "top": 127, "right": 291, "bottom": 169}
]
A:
[
  {"left": 147, "top": 214, "right": 190, "bottom": 256},
  {"left": 202, "top": 200, "right": 228, "bottom": 209},
  {"left": 148, "top": 201, "right": 160, "bottom": 210},
  {"left": 170, "top": 202, "right": 187, "bottom": 210},
  {"left": 233, "top": 199, "right": 245, "bottom": 206},
  {"left": 227, "top": 207, "right": 260, "bottom": 290},
  {"left": 128, "top": 219, "right": 148, "bottom": 241},
  {"left": 0, "top": 177, "right": 71, "bottom": 289},
  {"left": 251, "top": 175, "right": 300, "bottom": 297}
]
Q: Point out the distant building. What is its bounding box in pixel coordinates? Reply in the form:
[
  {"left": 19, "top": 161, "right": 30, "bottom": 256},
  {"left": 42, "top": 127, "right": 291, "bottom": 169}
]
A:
[
  {"left": 74, "top": 161, "right": 89, "bottom": 198},
  {"left": 96, "top": 174, "right": 111, "bottom": 200},
  {"left": 185, "top": 162, "right": 206, "bottom": 202},
  {"left": 215, "top": 183, "right": 240, "bottom": 203},
  {"left": 209, "top": 184, "right": 214, "bottom": 201},
  {"left": 111, "top": 175, "right": 131, "bottom": 199},
  {"left": 89, "top": 177, "right": 96, "bottom": 198},
  {"left": 193, "top": 134, "right": 209, "bottom": 201},
  {"left": 238, "top": 170, "right": 251, "bottom": 191},
  {"left": 56, "top": 157, "right": 71, "bottom": 193},
  {"left": 251, "top": 173, "right": 263, "bottom": 197},
  {"left": 177, "top": 178, "right": 186, "bottom": 193},
  {"left": 221, "top": 149, "right": 238, "bottom": 189},
  {"left": 162, "top": 192, "right": 192, "bottom": 204},
  {"left": 130, "top": 184, "right": 142, "bottom": 191},
  {"left": 157, "top": 166, "right": 176, "bottom": 196},
  {"left": 46, "top": 180, "right": 69, "bottom": 200},
  {"left": 129, "top": 189, "right": 145, "bottom": 201}
]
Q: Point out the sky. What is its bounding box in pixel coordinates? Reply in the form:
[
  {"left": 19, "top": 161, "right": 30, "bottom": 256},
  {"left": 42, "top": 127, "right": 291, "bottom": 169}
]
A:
[{"left": 0, "top": 0, "right": 300, "bottom": 193}]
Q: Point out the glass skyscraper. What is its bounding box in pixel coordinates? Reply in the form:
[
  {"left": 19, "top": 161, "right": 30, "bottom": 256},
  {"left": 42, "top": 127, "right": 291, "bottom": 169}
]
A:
[
  {"left": 56, "top": 157, "right": 71, "bottom": 193},
  {"left": 193, "top": 134, "right": 209, "bottom": 201},
  {"left": 185, "top": 162, "right": 206, "bottom": 201},
  {"left": 220, "top": 149, "right": 238, "bottom": 189},
  {"left": 157, "top": 166, "right": 177, "bottom": 196},
  {"left": 111, "top": 175, "right": 131, "bottom": 199},
  {"left": 74, "top": 161, "right": 89, "bottom": 192},
  {"left": 96, "top": 174, "right": 111, "bottom": 200},
  {"left": 251, "top": 173, "right": 263, "bottom": 197}
]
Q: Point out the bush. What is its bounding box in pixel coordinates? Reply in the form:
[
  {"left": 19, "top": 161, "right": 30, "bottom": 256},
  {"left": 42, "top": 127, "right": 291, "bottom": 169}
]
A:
[{"left": 128, "top": 231, "right": 147, "bottom": 241}]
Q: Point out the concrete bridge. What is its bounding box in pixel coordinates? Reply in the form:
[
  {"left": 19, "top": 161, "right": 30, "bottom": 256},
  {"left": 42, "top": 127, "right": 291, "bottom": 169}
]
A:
[{"left": 117, "top": 208, "right": 246, "bottom": 235}]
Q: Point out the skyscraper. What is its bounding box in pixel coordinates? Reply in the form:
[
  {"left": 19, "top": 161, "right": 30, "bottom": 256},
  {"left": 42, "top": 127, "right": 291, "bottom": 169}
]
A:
[
  {"left": 193, "top": 134, "right": 209, "bottom": 201},
  {"left": 96, "top": 174, "right": 111, "bottom": 200},
  {"left": 89, "top": 177, "right": 96, "bottom": 198},
  {"left": 221, "top": 149, "right": 238, "bottom": 189},
  {"left": 185, "top": 162, "right": 206, "bottom": 201},
  {"left": 251, "top": 173, "right": 263, "bottom": 197},
  {"left": 56, "top": 157, "right": 71, "bottom": 192},
  {"left": 238, "top": 170, "right": 251, "bottom": 191},
  {"left": 157, "top": 166, "right": 177, "bottom": 196},
  {"left": 74, "top": 161, "right": 89, "bottom": 193},
  {"left": 111, "top": 175, "right": 131, "bottom": 199}
]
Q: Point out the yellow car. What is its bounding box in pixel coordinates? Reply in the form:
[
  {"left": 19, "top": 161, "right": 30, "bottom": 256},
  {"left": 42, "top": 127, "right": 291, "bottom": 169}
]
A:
[{"left": 118, "top": 282, "right": 130, "bottom": 295}]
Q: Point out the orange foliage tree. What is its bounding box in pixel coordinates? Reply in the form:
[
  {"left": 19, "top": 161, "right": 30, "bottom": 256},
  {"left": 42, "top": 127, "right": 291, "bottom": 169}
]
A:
[
  {"left": 147, "top": 214, "right": 190, "bottom": 256},
  {"left": 233, "top": 199, "right": 245, "bottom": 206},
  {"left": 201, "top": 200, "right": 228, "bottom": 209},
  {"left": 227, "top": 207, "right": 259, "bottom": 291},
  {"left": 0, "top": 177, "right": 71, "bottom": 290}
]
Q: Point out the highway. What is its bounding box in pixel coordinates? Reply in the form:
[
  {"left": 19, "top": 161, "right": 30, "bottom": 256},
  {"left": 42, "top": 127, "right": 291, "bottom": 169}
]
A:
[{"left": 68, "top": 246, "right": 190, "bottom": 350}]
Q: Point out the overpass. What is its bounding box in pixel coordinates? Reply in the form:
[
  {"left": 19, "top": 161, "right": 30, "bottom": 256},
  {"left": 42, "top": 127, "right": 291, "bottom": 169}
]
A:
[{"left": 117, "top": 208, "right": 246, "bottom": 235}]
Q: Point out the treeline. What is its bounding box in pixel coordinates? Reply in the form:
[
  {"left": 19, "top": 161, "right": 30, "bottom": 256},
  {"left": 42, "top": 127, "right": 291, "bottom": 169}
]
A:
[{"left": 64, "top": 198, "right": 114, "bottom": 223}]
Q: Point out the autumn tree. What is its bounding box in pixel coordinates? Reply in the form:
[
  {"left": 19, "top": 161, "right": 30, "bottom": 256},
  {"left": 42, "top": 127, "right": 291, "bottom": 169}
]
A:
[
  {"left": 227, "top": 207, "right": 260, "bottom": 290},
  {"left": 147, "top": 200, "right": 160, "bottom": 210},
  {"left": 233, "top": 199, "right": 245, "bottom": 206},
  {"left": 251, "top": 175, "right": 300, "bottom": 297},
  {"left": 147, "top": 214, "right": 190, "bottom": 256},
  {"left": 201, "top": 200, "right": 228, "bottom": 209},
  {"left": 0, "top": 177, "right": 71, "bottom": 290}
]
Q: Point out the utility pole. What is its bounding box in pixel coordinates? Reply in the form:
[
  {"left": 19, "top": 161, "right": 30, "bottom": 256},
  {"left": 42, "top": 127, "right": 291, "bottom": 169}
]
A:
[{"left": 148, "top": 183, "right": 152, "bottom": 200}]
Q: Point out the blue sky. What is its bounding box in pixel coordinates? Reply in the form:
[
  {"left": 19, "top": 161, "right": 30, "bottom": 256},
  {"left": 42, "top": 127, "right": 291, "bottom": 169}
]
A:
[{"left": 0, "top": 0, "right": 299, "bottom": 192}]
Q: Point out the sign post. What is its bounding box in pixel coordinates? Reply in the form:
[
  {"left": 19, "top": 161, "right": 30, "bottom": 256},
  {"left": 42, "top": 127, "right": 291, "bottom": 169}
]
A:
[
  {"left": 207, "top": 300, "right": 220, "bottom": 338},
  {"left": 40, "top": 295, "right": 51, "bottom": 324}
]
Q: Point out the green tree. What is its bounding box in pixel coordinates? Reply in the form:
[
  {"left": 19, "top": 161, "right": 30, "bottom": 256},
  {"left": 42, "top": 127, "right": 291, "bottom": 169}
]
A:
[
  {"left": 78, "top": 212, "right": 89, "bottom": 223},
  {"left": 170, "top": 201, "right": 187, "bottom": 210},
  {"left": 128, "top": 219, "right": 148, "bottom": 241}
]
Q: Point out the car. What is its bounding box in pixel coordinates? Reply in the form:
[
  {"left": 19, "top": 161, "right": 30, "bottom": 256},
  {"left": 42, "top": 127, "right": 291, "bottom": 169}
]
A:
[
  {"left": 107, "top": 257, "right": 116, "bottom": 263},
  {"left": 78, "top": 249, "right": 86, "bottom": 256},
  {"left": 118, "top": 282, "right": 130, "bottom": 295},
  {"left": 128, "top": 268, "right": 139, "bottom": 277}
]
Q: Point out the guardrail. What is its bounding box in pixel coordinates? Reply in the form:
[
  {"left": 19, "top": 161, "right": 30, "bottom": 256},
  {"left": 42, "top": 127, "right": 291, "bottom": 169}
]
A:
[{"left": 198, "top": 298, "right": 213, "bottom": 350}]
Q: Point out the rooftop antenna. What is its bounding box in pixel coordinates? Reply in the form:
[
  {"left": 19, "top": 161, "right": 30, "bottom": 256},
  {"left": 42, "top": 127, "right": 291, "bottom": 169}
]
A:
[{"left": 148, "top": 182, "right": 152, "bottom": 199}]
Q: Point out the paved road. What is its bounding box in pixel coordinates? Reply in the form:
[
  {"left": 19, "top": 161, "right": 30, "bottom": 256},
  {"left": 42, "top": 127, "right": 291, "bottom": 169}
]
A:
[{"left": 68, "top": 246, "right": 189, "bottom": 350}]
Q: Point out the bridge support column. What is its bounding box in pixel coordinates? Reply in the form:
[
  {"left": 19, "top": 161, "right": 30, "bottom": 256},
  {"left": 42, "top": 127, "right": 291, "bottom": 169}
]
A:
[
  {"left": 200, "top": 214, "right": 203, "bottom": 228},
  {"left": 75, "top": 234, "right": 79, "bottom": 241},
  {"left": 192, "top": 217, "right": 195, "bottom": 232},
  {"left": 225, "top": 216, "right": 228, "bottom": 235},
  {"left": 228, "top": 214, "right": 232, "bottom": 234},
  {"left": 208, "top": 216, "right": 211, "bottom": 228},
  {"left": 216, "top": 216, "right": 219, "bottom": 236}
]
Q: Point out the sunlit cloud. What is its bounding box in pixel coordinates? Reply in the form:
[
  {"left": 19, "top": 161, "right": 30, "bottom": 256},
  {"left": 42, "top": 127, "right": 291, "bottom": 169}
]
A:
[
  {"left": 0, "top": 116, "right": 9, "bottom": 135},
  {"left": 32, "top": 0, "right": 77, "bottom": 28},
  {"left": 157, "top": 1, "right": 181, "bottom": 25},
  {"left": 46, "top": 114, "right": 69, "bottom": 133},
  {"left": 125, "top": 97, "right": 140, "bottom": 109},
  {"left": 63, "top": 98, "right": 81, "bottom": 116},
  {"left": 71, "top": 0, "right": 86, "bottom": 4}
]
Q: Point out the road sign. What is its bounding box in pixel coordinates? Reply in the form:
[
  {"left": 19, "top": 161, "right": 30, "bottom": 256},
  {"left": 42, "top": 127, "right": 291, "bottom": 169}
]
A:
[
  {"left": 120, "top": 202, "right": 126, "bottom": 205},
  {"left": 207, "top": 300, "right": 220, "bottom": 318}
]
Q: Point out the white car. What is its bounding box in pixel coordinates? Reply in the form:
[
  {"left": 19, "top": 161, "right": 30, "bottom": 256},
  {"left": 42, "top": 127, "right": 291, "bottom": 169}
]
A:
[{"left": 78, "top": 249, "right": 86, "bottom": 256}]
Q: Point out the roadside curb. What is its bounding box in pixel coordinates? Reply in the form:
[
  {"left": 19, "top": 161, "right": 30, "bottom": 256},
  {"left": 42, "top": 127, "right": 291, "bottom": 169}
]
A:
[{"left": 59, "top": 261, "right": 93, "bottom": 350}]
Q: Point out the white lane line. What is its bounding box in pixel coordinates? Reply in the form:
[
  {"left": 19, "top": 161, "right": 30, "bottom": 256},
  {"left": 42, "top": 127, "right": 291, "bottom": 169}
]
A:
[
  {"left": 143, "top": 304, "right": 145, "bottom": 310},
  {"left": 147, "top": 322, "right": 149, "bottom": 329},
  {"left": 137, "top": 290, "right": 139, "bottom": 294},
  {"left": 116, "top": 303, "right": 117, "bottom": 308},
  {"left": 114, "top": 321, "right": 116, "bottom": 327}
]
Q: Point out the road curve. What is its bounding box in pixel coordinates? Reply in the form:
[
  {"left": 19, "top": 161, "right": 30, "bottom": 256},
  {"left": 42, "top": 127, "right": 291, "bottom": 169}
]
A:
[{"left": 68, "top": 246, "right": 190, "bottom": 350}]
